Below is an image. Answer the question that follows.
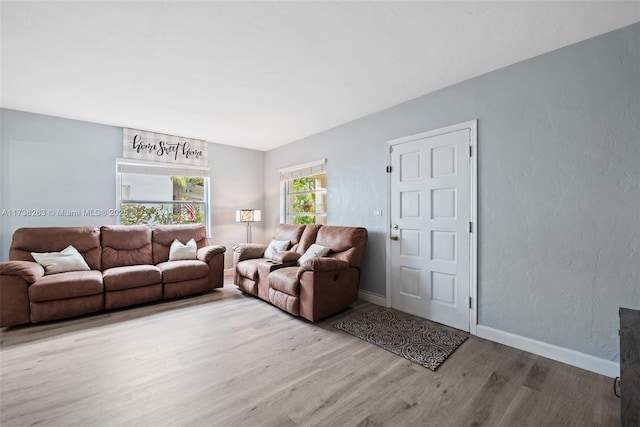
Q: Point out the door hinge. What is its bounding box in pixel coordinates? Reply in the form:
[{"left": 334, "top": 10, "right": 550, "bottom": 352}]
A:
[
  {"left": 469, "top": 146, "right": 472, "bottom": 157},
  {"left": 469, "top": 222, "right": 472, "bottom": 233},
  {"left": 386, "top": 166, "right": 392, "bottom": 173},
  {"left": 469, "top": 297, "right": 472, "bottom": 309}
]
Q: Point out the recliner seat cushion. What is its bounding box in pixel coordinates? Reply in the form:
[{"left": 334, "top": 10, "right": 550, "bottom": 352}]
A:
[
  {"left": 157, "top": 260, "right": 208, "bottom": 283},
  {"left": 102, "top": 265, "right": 162, "bottom": 291},
  {"left": 235, "top": 259, "right": 264, "bottom": 281},
  {"left": 28, "top": 270, "right": 104, "bottom": 302},
  {"left": 269, "top": 268, "right": 300, "bottom": 296}
]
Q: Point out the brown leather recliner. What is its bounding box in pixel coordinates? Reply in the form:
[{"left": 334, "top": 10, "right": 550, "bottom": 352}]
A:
[
  {"left": 5, "top": 227, "right": 105, "bottom": 324},
  {"left": 101, "top": 225, "right": 162, "bottom": 310},
  {"left": 152, "top": 225, "right": 224, "bottom": 299},
  {"left": 234, "top": 224, "right": 368, "bottom": 322},
  {"left": 233, "top": 224, "right": 312, "bottom": 300}
]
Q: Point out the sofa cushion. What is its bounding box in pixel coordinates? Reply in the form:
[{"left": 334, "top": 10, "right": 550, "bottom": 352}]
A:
[
  {"left": 269, "top": 267, "right": 300, "bottom": 296},
  {"left": 297, "top": 224, "right": 322, "bottom": 255},
  {"left": 102, "top": 265, "right": 162, "bottom": 291},
  {"left": 28, "top": 270, "right": 104, "bottom": 302},
  {"left": 273, "top": 224, "right": 306, "bottom": 253},
  {"left": 31, "top": 245, "right": 91, "bottom": 275},
  {"left": 152, "top": 224, "right": 208, "bottom": 264},
  {"left": 10, "top": 227, "right": 102, "bottom": 270},
  {"left": 101, "top": 225, "right": 153, "bottom": 269},
  {"left": 235, "top": 258, "right": 264, "bottom": 281},
  {"left": 314, "top": 226, "right": 368, "bottom": 269},
  {"left": 157, "top": 260, "right": 209, "bottom": 283}
]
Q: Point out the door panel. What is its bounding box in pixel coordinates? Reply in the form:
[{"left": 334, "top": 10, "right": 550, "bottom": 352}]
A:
[{"left": 390, "top": 128, "right": 471, "bottom": 331}]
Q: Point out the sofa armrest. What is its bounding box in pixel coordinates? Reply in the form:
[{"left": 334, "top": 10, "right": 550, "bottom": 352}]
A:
[
  {"left": 271, "top": 251, "right": 301, "bottom": 264},
  {"left": 0, "top": 260, "right": 45, "bottom": 283},
  {"left": 196, "top": 246, "right": 225, "bottom": 290},
  {"left": 297, "top": 258, "right": 349, "bottom": 278},
  {"left": 232, "top": 243, "right": 266, "bottom": 263},
  {"left": 197, "top": 245, "right": 226, "bottom": 263},
  {"left": 0, "top": 261, "right": 37, "bottom": 327}
]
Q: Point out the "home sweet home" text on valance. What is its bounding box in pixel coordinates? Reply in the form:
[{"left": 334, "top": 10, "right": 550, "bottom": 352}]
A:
[{"left": 123, "top": 128, "right": 208, "bottom": 167}]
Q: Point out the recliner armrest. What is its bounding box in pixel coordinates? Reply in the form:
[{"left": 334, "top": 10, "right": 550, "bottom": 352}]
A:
[
  {"left": 197, "top": 245, "right": 226, "bottom": 263},
  {"left": 272, "top": 251, "right": 301, "bottom": 264},
  {"left": 297, "top": 257, "right": 349, "bottom": 278},
  {"left": 232, "top": 243, "right": 266, "bottom": 263},
  {"left": 0, "top": 260, "right": 45, "bottom": 284}
]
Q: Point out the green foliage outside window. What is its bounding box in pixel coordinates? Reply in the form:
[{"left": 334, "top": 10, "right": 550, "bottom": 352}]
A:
[
  {"left": 292, "top": 215, "right": 316, "bottom": 225},
  {"left": 120, "top": 202, "right": 204, "bottom": 226},
  {"left": 291, "top": 177, "right": 317, "bottom": 224}
]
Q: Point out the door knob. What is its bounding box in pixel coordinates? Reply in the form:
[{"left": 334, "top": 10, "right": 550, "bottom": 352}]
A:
[{"left": 390, "top": 235, "right": 399, "bottom": 241}]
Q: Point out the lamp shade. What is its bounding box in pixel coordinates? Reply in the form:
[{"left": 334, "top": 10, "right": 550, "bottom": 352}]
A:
[{"left": 235, "top": 209, "right": 262, "bottom": 223}]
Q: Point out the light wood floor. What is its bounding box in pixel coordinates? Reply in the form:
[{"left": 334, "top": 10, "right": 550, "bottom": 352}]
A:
[{"left": 1, "top": 273, "right": 620, "bottom": 426}]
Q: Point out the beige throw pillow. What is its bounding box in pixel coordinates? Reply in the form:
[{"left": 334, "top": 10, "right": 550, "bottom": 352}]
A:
[
  {"left": 31, "top": 245, "right": 91, "bottom": 275},
  {"left": 169, "top": 238, "right": 197, "bottom": 261},
  {"left": 264, "top": 239, "right": 290, "bottom": 260},
  {"left": 298, "top": 244, "right": 330, "bottom": 265}
]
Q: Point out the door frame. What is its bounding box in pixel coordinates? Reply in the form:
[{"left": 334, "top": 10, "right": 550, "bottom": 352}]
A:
[{"left": 385, "top": 120, "right": 478, "bottom": 335}]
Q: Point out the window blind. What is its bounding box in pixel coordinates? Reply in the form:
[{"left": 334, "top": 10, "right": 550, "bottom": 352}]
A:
[
  {"left": 116, "top": 158, "right": 210, "bottom": 177},
  {"left": 279, "top": 159, "right": 326, "bottom": 182}
]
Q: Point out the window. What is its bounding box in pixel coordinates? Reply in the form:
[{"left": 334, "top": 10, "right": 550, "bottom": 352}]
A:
[
  {"left": 116, "top": 159, "right": 210, "bottom": 230},
  {"left": 280, "top": 159, "right": 327, "bottom": 225}
]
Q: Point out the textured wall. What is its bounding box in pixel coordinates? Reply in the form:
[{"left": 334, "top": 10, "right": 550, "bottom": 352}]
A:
[
  {"left": 0, "top": 109, "right": 265, "bottom": 268},
  {"left": 264, "top": 23, "right": 640, "bottom": 361}
]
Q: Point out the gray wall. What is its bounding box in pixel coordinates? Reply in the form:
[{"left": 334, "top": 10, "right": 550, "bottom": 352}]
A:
[
  {"left": 0, "top": 109, "right": 264, "bottom": 268},
  {"left": 0, "top": 110, "right": 121, "bottom": 261},
  {"left": 264, "top": 23, "right": 640, "bottom": 361}
]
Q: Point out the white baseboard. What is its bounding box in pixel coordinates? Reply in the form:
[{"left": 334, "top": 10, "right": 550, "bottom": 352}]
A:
[
  {"left": 476, "top": 325, "right": 619, "bottom": 378},
  {"left": 358, "top": 290, "right": 387, "bottom": 307}
]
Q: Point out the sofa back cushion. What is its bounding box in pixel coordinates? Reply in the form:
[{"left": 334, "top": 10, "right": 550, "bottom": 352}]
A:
[
  {"left": 273, "top": 224, "right": 306, "bottom": 253},
  {"left": 10, "top": 227, "right": 102, "bottom": 270},
  {"left": 152, "top": 224, "right": 208, "bottom": 264},
  {"left": 314, "top": 226, "right": 368, "bottom": 269},
  {"left": 101, "top": 225, "right": 153, "bottom": 269},
  {"left": 297, "top": 224, "right": 322, "bottom": 255}
]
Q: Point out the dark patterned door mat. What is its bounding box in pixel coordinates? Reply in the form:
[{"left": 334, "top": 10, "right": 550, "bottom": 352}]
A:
[{"left": 333, "top": 307, "right": 468, "bottom": 371}]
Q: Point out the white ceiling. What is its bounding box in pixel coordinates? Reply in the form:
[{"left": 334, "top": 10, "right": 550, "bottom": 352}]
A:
[{"left": 2, "top": 1, "right": 639, "bottom": 151}]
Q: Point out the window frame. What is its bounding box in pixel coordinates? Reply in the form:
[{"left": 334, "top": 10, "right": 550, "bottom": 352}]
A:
[
  {"left": 279, "top": 159, "right": 327, "bottom": 225},
  {"left": 115, "top": 158, "right": 211, "bottom": 234}
]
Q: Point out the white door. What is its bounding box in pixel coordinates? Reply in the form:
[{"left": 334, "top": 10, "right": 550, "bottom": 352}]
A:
[{"left": 388, "top": 122, "right": 475, "bottom": 332}]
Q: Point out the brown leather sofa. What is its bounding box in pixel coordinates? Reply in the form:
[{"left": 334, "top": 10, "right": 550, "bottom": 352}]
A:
[
  {"left": 233, "top": 224, "right": 367, "bottom": 321},
  {"left": 0, "top": 224, "right": 225, "bottom": 327}
]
